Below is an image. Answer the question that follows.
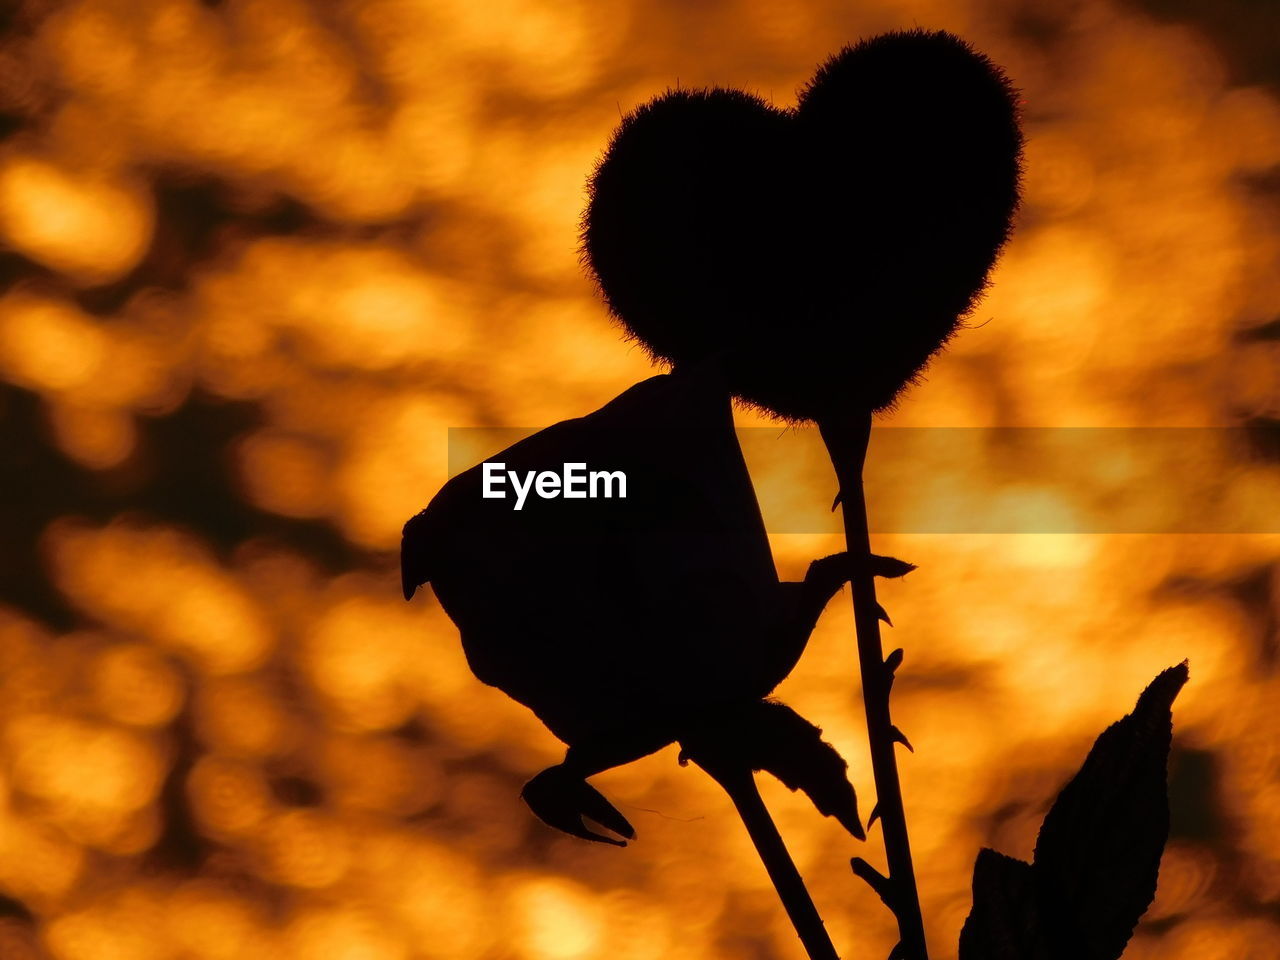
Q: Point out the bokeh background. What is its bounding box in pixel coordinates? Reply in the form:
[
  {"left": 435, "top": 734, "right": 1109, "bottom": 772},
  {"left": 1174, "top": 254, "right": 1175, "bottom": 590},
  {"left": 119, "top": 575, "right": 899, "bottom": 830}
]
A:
[{"left": 0, "top": 0, "right": 1278, "bottom": 958}]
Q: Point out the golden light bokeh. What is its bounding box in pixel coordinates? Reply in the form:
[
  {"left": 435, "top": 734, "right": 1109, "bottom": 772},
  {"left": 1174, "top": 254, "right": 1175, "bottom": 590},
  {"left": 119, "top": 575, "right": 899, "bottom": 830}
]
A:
[{"left": 0, "top": 0, "right": 1277, "bottom": 958}]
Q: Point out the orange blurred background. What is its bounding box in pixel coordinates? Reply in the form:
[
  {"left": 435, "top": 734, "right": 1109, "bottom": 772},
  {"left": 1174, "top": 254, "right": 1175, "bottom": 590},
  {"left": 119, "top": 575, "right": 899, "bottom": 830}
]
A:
[{"left": 0, "top": 0, "right": 1278, "bottom": 958}]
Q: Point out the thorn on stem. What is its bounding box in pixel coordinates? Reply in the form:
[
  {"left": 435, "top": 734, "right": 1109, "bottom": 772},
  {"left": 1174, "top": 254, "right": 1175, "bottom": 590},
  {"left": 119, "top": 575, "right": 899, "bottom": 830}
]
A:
[
  {"left": 868, "top": 802, "right": 882, "bottom": 829},
  {"left": 831, "top": 491, "right": 843, "bottom": 512},
  {"left": 890, "top": 726, "right": 914, "bottom": 753},
  {"left": 877, "top": 603, "right": 893, "bottom": 627}
]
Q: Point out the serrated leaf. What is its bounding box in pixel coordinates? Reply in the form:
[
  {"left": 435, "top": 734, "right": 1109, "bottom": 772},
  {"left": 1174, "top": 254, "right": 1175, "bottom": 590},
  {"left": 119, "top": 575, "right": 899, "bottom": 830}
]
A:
[
  {"left": 959, "top": 848, "right": 1045, "bottom": 960},
  {"left": 1031, "top": 663, "right": 1188, "bottom": 960}
]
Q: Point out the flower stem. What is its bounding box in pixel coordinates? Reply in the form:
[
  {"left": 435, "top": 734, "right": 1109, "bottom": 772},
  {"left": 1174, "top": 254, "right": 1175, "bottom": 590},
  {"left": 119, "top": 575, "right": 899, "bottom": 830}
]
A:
[
  {"left": 819, "top": 411, "right": 929, "bottom": 960},
  {"left": 696, "top": 762, "right": 839, "bottom": 960}
]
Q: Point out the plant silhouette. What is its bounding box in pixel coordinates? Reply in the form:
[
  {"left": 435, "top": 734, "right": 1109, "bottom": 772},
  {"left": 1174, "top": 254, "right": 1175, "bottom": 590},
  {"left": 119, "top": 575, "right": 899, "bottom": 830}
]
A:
[{"left": 399, "top": 27, "right": 1181, "bottom": 960}]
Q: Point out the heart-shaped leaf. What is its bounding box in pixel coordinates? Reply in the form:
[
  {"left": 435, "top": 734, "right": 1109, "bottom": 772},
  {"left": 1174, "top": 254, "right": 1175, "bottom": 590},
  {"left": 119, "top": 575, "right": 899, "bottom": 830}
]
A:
[{"left": 584, "top": 29, "right": 1023, "bottom": 421}]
